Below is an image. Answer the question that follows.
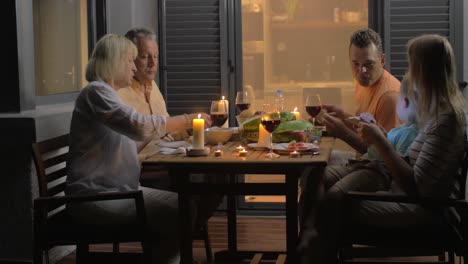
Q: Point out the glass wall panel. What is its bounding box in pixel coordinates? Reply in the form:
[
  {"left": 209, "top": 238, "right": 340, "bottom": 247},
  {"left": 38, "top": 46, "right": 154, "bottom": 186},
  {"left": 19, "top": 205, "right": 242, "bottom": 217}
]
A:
[
  {"left": 241, "top": 0, "right": 367, "bottom": 205},
  {"left": 33, "top": 0, "right": 88, "bottom": 96}
]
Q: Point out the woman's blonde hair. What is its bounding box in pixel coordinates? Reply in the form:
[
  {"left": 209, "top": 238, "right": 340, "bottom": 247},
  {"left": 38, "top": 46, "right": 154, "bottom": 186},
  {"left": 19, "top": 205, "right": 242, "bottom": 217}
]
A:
[
  {"left": 407, "top": 34, "right": 465, "bottom": 126},
  {"left": 85, "top": 34, "right": 137, "bottom": 83}
]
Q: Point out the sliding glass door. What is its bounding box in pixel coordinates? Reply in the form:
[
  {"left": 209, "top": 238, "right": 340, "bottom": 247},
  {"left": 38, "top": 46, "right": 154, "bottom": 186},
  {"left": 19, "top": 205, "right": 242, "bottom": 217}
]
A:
[{"left": 238, "top": 0, "right": 368, "bottom": 211}]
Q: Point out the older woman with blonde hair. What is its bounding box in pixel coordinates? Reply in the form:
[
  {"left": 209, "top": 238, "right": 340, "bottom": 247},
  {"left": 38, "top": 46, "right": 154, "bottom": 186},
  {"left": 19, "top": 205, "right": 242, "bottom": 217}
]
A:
[
  {"left": 66, "top": 34, "right": 192, "bottom": 264},
  {"left": 303, "top": 34, "right": 466, "bottom": 264}
]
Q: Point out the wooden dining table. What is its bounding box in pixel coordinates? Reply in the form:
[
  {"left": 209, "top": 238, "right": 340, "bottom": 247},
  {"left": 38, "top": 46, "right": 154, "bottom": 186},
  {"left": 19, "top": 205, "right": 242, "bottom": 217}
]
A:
[{"left": 142, "top": 136, "right": 335, "bottom": 264}]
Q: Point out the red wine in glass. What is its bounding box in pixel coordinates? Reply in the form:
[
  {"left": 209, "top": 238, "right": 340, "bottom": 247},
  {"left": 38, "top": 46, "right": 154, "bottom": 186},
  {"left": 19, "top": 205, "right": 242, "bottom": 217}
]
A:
[
  {"left": 305, "top": 105, "right": 322, "bottom": 118},
  {"left": 261, "top": 119, "right": 281, "bottom": 133},
  {"left": 235, "top": 103, "right": 251, "bottom": 112},
  {"left": 211, "top": 113, "right": 228, "bottom": 127}
]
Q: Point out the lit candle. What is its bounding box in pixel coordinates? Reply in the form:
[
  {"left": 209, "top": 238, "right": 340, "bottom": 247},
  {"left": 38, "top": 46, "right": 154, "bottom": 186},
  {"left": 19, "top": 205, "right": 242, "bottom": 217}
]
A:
[
  {"left": 236, "top": 145, "right": 244, "bottom": 151},
  {"left": 238, "top": 148, "right": 248, "bottom": 157},
  {"left": 192, "top": 114, "right": 204, "bottom": 149},
  {"left": 214, "top": 149, "right": 223, "bottom": 157},
  {"left": 290, "top": 150, "right": 300, "bottom": 158},
  {"left": 257, "top": 124, "right": 270, "bottom": 148},
  {"left": 221, "top": 96, "right": 229, "bottom": 128},
  {"left": 292, "top": 107, "right": 301, "bottom": 120}
]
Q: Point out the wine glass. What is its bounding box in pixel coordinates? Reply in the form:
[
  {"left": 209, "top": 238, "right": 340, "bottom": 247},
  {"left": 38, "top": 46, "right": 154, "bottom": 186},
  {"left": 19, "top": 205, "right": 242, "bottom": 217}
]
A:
[
  {"left": 235, "top": 91, "right": 252, "bottom": 112},
  {"left": 261, "top": 103, "right": 281, "bottom": 159},
  {"left": 305, "top": 94, "right": 323, "bottom": 125},
  {"left": 210, "top": 100, "right": 228, "bottom": 127},
  {"left": 210, "top": 100, "right": 229, "bottom": 149}
]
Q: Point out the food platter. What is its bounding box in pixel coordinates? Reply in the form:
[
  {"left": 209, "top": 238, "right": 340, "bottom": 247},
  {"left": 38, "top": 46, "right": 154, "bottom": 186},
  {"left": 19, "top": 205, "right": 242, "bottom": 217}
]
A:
[{"left": 272, "top": 142, "right": 319, "bottom": 155}]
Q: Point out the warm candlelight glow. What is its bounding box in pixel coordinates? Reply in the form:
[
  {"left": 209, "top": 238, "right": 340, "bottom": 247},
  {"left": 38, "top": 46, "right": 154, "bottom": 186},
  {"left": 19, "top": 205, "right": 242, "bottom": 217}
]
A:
[
  {"left": 222, "top": 96, "right": 225, "bottom": 100},
  {"left": 290, "top": 150, "right": 300, "bottom": 158},
  {"left": 257, "top": 124, "right": 270, "bottom": 148},
  {"left": 192, "top": 114, "right": 204, "bottom": 149},
  {"left": 238, "top": 148, "right": 248, "bottom": 157},
  {"left": 214, "top": 149, "right": 223, "bottom": 157},
  {"left": 236, "top": 145, "right": 244, "bottom": 151},
  {"left": 292, "top": 107, "right": 301, "bottom": 120}
]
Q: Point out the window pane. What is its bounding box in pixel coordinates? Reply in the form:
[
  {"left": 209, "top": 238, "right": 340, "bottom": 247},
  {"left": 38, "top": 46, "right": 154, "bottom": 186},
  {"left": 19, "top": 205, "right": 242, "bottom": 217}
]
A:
[
  {"left": 242, "top": 0, "right": 367, "bottom": 115},
  {"left": 241, "top": 0, "right": 368, "bottom": 205},
  {"left": 33, "top": 0, "right": 88, "bottom": 96}
]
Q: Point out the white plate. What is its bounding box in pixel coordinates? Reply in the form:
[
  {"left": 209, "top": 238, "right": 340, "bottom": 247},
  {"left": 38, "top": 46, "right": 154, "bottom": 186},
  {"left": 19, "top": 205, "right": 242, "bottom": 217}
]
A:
[
  {"left": 247, "top": 143, "right": 269, "bottom": 150},
  {"left": 272, "top": 142, "right": 319, "bottom": 155}
]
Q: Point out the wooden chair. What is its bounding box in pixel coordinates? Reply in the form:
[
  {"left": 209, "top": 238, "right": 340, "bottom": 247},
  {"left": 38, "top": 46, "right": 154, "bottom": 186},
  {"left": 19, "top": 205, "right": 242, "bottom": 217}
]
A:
[
  {"left": 338, "top": 139, "right": 468, "bottom": 264},
  {"left": 32, "top": 134, "right": 151, "bottom": 264}
]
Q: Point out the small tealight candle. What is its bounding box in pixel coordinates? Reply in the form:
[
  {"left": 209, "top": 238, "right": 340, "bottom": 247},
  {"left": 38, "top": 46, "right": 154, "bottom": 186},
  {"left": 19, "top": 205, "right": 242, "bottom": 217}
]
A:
[
  {"left": 290, "top": 150, "right": 300, "bottom": 158},
  {"left": 214, "top": 149, "right": 223, "bottom": 157},
  {"left": 291, "top": 107, "right": 301, "bottom": 120},
  {"left": 236, "top": 145, "right": 244, "bottom": 151},
  {"left": 238, "top": 148, "right": 248, "bottom": 157}
]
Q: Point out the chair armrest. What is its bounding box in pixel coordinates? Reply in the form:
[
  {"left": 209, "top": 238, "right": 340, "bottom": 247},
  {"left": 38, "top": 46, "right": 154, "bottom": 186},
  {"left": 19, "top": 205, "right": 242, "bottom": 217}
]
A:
[
  {"left": 347, "top": 191, "right": 468, "bottom": 210},
  {"left": 34, "top": 190, "right": 147, "bottom": 225},
  {"left": 35, "top": 190, "right": 143, "bottom": 207}
]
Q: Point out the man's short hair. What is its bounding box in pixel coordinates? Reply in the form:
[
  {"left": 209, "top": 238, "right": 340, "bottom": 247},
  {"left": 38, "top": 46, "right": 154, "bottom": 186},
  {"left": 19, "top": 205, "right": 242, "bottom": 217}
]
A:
[
  {"left": 349, "top": 28, "right": 383, "bottom": 54},
  {"left": 125, "top": 27, "right": 157, "bottom": 45}
]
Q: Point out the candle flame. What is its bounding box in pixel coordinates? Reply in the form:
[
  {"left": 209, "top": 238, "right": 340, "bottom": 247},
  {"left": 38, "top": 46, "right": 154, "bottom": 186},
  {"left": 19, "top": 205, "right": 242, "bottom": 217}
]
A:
[
  {"left": 198, "top": 114, "right": 201, "bottom": 119},
  {"left": 222, "top": 96, "right": 225, "bottom": 100},
  {"left": 293, "top": 107, "right": 298, "bottom": 112}
]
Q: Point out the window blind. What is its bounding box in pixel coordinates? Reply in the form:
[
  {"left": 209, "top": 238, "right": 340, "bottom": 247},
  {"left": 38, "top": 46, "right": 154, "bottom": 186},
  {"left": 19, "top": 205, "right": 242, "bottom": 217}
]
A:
[{"left": 160, "top": 0, "right": 225, "bottom": 115}]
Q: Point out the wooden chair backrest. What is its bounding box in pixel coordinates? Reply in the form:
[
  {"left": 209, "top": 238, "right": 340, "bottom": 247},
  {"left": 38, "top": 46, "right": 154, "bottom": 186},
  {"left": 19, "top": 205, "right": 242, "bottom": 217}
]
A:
[{"left": 32, "top": 134, "right": 69, "bottom": 200}]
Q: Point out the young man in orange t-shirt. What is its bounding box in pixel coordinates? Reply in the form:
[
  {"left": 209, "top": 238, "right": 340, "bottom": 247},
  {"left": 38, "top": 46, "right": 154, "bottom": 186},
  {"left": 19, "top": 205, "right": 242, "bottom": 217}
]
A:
[{"left": 321, "top": 28, "right": 401, "bottom": 154}]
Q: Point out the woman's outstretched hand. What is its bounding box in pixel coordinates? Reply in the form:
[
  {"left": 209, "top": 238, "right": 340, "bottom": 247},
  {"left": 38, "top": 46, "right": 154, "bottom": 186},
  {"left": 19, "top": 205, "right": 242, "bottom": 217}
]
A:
[{"left": 356, "top": 122, "right": 387, "bottom": 145}]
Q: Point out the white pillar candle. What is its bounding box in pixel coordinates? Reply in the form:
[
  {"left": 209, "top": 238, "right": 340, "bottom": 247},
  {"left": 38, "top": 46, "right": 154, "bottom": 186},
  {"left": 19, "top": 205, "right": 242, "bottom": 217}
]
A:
[
  {"left": 257, "top": 124, "right": 271, "bottom": 148},
  {"left": 292, "top": 107, "right": 301, "bottom": 120},
  {"left": 192, "top": 114, "right": 204, "bottom": 149}
]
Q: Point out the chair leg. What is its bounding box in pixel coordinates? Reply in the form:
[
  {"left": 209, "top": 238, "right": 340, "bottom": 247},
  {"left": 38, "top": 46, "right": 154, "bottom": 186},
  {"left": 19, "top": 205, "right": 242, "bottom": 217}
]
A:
[
  {"left": 448, "top": 251, "right": 455, "bottom": 264},
  {"left": 34, "top": 249, "right": 43, "bottom": 264},
  {"left": 141, "top": 240, "right": 152, "bottom": 264},
  {"left": 202, "top": 223, "right": 213, "bottom": 263},
  {"left": 112, "top": 242, "right": 120, "bottom": 263},
  {"left": 44, "top": 251, "right": 50, "bottom": 264},
  {"left": 76, "top": 244, "right": 89, "bottom": 264}
]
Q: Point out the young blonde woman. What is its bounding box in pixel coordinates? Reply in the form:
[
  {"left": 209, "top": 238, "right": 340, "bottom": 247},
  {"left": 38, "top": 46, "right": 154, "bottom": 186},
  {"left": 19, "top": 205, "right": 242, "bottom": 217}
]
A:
[{"left": 302, "top": 34, "right": 466, "bottom": 264}]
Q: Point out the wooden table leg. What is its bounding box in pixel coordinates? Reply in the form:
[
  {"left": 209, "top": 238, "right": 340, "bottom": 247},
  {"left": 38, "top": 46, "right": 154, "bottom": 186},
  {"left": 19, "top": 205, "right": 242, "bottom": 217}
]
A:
[
  {"left": 286, "top": 172, "right": 299, "bottom": 264},
  {"left": 174, "top": 170, "right": 193, "bottom": 264},
  {"left": 227, "top": 193, "right": 237, "bottom": 252}
]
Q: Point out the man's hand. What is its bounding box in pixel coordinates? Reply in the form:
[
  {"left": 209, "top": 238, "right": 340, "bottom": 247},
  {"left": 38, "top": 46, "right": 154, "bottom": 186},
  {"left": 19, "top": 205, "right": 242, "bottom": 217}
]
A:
[
  {"left": 322, "top": 104, "right": 346, "bottom": 119},
  {"left": 321, "top": 113, "right": 350, "bottom": 140},
  {"left": 188, "top": 113, "right": 212, "bottom": 128}
]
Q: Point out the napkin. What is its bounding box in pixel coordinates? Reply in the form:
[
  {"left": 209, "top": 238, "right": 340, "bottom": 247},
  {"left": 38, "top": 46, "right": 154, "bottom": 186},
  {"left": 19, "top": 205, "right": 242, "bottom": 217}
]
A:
[
  {"left": 138, "top": 139, "right": 161, "bottom": 161},
  {"left": 158, "top": 141, "right": 191, "bottom": 155}
]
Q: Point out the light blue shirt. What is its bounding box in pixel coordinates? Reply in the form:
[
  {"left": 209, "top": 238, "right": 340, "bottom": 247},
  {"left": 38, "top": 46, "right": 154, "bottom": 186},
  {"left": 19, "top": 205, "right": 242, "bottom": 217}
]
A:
[
  {"left": 66, "top": 81, "right": 167, "bottom": 195},
  {"left": 364, "top": 123, "right": 418, "bottom": 161}
]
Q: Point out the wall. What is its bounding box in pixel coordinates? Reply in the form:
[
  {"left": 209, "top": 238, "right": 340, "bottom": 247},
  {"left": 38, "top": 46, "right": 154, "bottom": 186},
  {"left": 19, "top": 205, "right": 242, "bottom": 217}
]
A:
[
  {"left": 107, "top": 0, "right": 159, "bottom": 85},
  {"left": 107, "top": 0, "right": 158, "bottom": 35}
]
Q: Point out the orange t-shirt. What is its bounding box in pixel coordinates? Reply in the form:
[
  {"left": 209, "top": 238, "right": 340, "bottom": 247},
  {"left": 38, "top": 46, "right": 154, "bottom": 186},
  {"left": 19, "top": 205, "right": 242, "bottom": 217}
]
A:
[{"left": 354, "top": 70, "right": 402, "bottom": 131}]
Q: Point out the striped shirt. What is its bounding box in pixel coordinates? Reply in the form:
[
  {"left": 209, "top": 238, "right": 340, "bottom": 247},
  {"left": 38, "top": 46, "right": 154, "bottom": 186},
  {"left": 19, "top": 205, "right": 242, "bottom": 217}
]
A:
[{"left": 406, "top": 112, "right": 466, "bottom": 198}]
